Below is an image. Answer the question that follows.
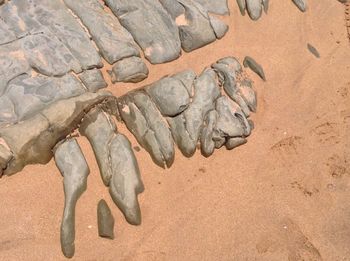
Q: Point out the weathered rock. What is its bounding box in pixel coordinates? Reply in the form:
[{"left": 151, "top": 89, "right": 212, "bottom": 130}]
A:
[
  {"left": 172, "top": 69, "right": 196, "bottom": 96},
  {"left": 104, "top": 0, "right": 181, "bottom": 64},
  {"left": 0, "top": 19, "right": 16, "bottom": 45},
  {"left": 32, "top": 0, "right": 103, "bottom": 70},
  {"left": 160, "top": 0, "right": 217, "bottom": 52},
  {"left": 200, "top": 110, "right": 218, "bottom": 157},
  {"left": 79, "top": 69, "right": 107, "bottom": 92},
  {"left": 119, "top": 91, "right": 175, "bottom": 168},
  {"left": 236, "top": 0, "right": 269, "bottom": 20},
  {"left": 64, "top": 0, "right": 140, "bottom": 65},
  {"left": 109, "top": 57, "right": 149, "bottom": 83},
  {"left": 292, "top": 0, "right": 307, "bottom": 12},
  {"left": 6, "top": 74, "right": 86, "bottom": 122},
  {"left": 145, "top": 76, "right": 190, "bottom": 117},
  {"left": 54, "top": 138, "right": 89, "bottom": 259},
  {"left": 21, "top": 31, "right": 82, "bottom": 76},
  {"left": 169, "top": 68, "right": 220, "bottom": 157},
  {"left": 243, "top": 56, "right": 266, "bottom": 81},
  {"left": 193, "top": 0, "right": 229, "bottom": 15},
  {"left": 79, "top": 107, "right": 144, "bottom": 225},
  {"left": 236, "top": 0, "right": 247, "bottom": 15},
  {"left": 212, "top": 57, "right": 252, "bottom": 116},
  {"left": 225, "top": 137, "right": 247, "bottom": 150},
  {"left": 209, "top": 15, "right": 229, "bottom": 39},
  {"left": 0, "top": 91, "right": 113, "bottom": 176},
  {"left": 97, "top": 199, "right": 115, "bottom": 239}
]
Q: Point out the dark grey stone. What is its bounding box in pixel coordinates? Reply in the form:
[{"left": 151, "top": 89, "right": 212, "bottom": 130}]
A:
[
  {"left": 307, "top": 43, "right": 320, "bottom": 58},
  {"left": 54, "top": 138, "right": 90, "bottom": 259},
  {"left": 64, "top": 0, "right": 140, "bottom": 65},
  {"left": 225, "top": 137, "right": 247, "bottom": 150},
  {"left": 97, "top": 199, "right": 115, "bottom": 239},
  {"left": 243, "top": 56, "right": 266, "bottom": 81},
  {"left": 246, "top": 0, "right": 263, "bottom": 20},
  {"left": 292, "top": 0, "right": 307, "bottom": 12},
  {"left": 145, "top": 76, "right": 190, "bottom": 117},
  {"left": 104, "top": 0, "right": 181, "bottom": 64},
  {"left": 79, "top": 107, "right": 144, "bottom": 225},
  {"left": 236, "top": 0, "right": 246, "bottom": 15},
  {"left": 79, "top": 69, "right": 107, "bottom": 92},
  {"left": 193, "top": 0, "right": 229, "bottom": 15},
  {"left": 119, "top": 91, "right": 175, "bottom": 168},
  {"left": 109, "top": 57, "right": 149, "bottom": 83}
]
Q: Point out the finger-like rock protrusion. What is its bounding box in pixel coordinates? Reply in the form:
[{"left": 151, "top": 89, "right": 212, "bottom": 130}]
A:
[
  {"left": 118, "top": 92, "right": 175, "bottom": 168},
  {"left": 104, "top": 0, "right": 181, "bottom": 64},
  {"left": 79, "top": 69, "right": 107, "bottom": 93},
  {"left": 200, "top": 110, "right": 218, "bottom": 157},
  {"left": 54, "top": 138, "right": 89, "bottom": 259},
  {"left": 161, "top": 0, "right": 217, "bottom": 52},
  {"left": 109, "top": 57, "right": 149, "bottom": 84},
  {"left": 243, "top": 56, "right": 266, "bottom": 81},
  {"left": 145, "top": 76, "right": 190, "bottom": 117},
  {"left": 262, "top": 0, "right": 269, "bottom": 13},
  {"left": 236, "top": 0, "right": 246, "bottom": 15},
  {"left": 292, "top": 0, "right": 307, "bottom": 12},
  {"left": 209, "top": 15, "right": 229, "bottom": 39},
  {"left": 246, "top": 0, "right": 263, "bottom": 20},
  {"left": 79, "top": 107, "right": 144, "bottom": 225},
  {"left": 97, "top": 199, "right": 115, "bottom": 239},
  {"left": 193, "top": 0, "right": 229, "bottom": 15},
  {"left": 169, "top": 68, "right": 220, "bottom": 157}
]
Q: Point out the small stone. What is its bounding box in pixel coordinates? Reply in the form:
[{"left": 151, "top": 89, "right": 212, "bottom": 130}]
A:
[
  {"left": 97, "top": 199, "right": 115, "bottom": 239},
  {"left": 243, "top": 56, "right": 266, "bottom": 81},
  {"left": 110, "top": 57, "right": 149, "bottom": 83},
  {"left": 307, "top": 43, "right": 320, "bottom": 58}
]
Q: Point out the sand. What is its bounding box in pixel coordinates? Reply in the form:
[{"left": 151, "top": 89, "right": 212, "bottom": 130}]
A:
[{"left": 0, "top": 0, "right": 349, "bottom": 260}]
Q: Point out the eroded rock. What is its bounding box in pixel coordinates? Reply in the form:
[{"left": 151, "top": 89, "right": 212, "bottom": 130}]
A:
[
  {"left": 97, "top": 199, "right": 115, "bottom": 239},
  {"left": 54, "top": 138, "right": 89, "bottom": 258},
  {"left": 109, "top": 57, "right": 149, "bottom": 83},
  {"left": 79, "top": 69, "right": 108, "bottom": 92}
]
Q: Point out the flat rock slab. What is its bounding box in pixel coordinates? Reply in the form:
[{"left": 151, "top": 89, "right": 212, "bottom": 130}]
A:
[{"left": 110, "top": 57, "right": 149, "bottom": 83}]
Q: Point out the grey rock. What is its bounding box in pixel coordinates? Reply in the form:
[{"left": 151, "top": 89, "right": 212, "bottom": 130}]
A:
[
  {"left": 0, "top": 42, "right": 31, "bottom": 96},
  {"left": 161, "top": 0, "right": 217, "bottom": 52},
  {"left": 246, "top": 0, "right": 263, "bottom": 20},
  {"left": 292, "top": 0, "right": 307, "bottom": 12},
  {"left": 307, "top": 43, "right": 320, "bottom": 58},
  {"left": 243, "top": 56, "right": 266, "bottom": 81},
  {"left": 0, "top": 19, "right": 16, "bottom": 45},
  {"left": 145, "top": 76, "right": 190, "bottom": 117},
  {"left": 200, "top": 110, "right": 217, "bottom": 157},
  {"left": 209, "top": 15, "right": 229, "bottom": 39},
  {"left": 193, "top": 0, "right": 229, "bottom": 15},
  {"left": 236, "top": 0, "right": 246, "bottom": 15},
  {"left": 6, "top": 74, "right": 85, "bottom": 122},
  {"left": 225, "top": 137, "right": 247, "bottom": 150},
  {"left": 21, "top": 31, "right": 82, "bottom": 76},
  {"left": 0, "top": 95, "right": 17, "bottom": 126},
  {"left": 32, "top": 0, "right": 103, "bottom": 70},
  {"left": 0, "top": 91, "right": 113, "bottom": 176},
  {"left": 169, "top": 68, "right": 220, "bottom": 157},
  {"left": 54, "top": 138, "right": 89, "bottom": 259},
  {"left": 64, "top": 0, "right": 140, "bottom": 65},
  {"left": 172, "top": 69, "right": 196, "bottom": 96},
  {"left": 104, "top": 0, "right": 181, "bottom": 64},
  {"left": 97, "top": 199, "right": 115, "bottom": 239},
  {"left": 79, "top": 107, "right": 144, "bottom": 225},
  {"left": 79, "top": 69, "right": 107, "bottom": 92},
  {"left": 109, "top": 57, "right": 149, "bottom": 83},
  {"left": 262, "top": 0, "right": 269, "bottom": 13},
  {"left": 215, "top": 96, "right": 251, "bottom": 141},
  {"left": 119, "top": 91, "right": 175, "bottom": 168}
]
